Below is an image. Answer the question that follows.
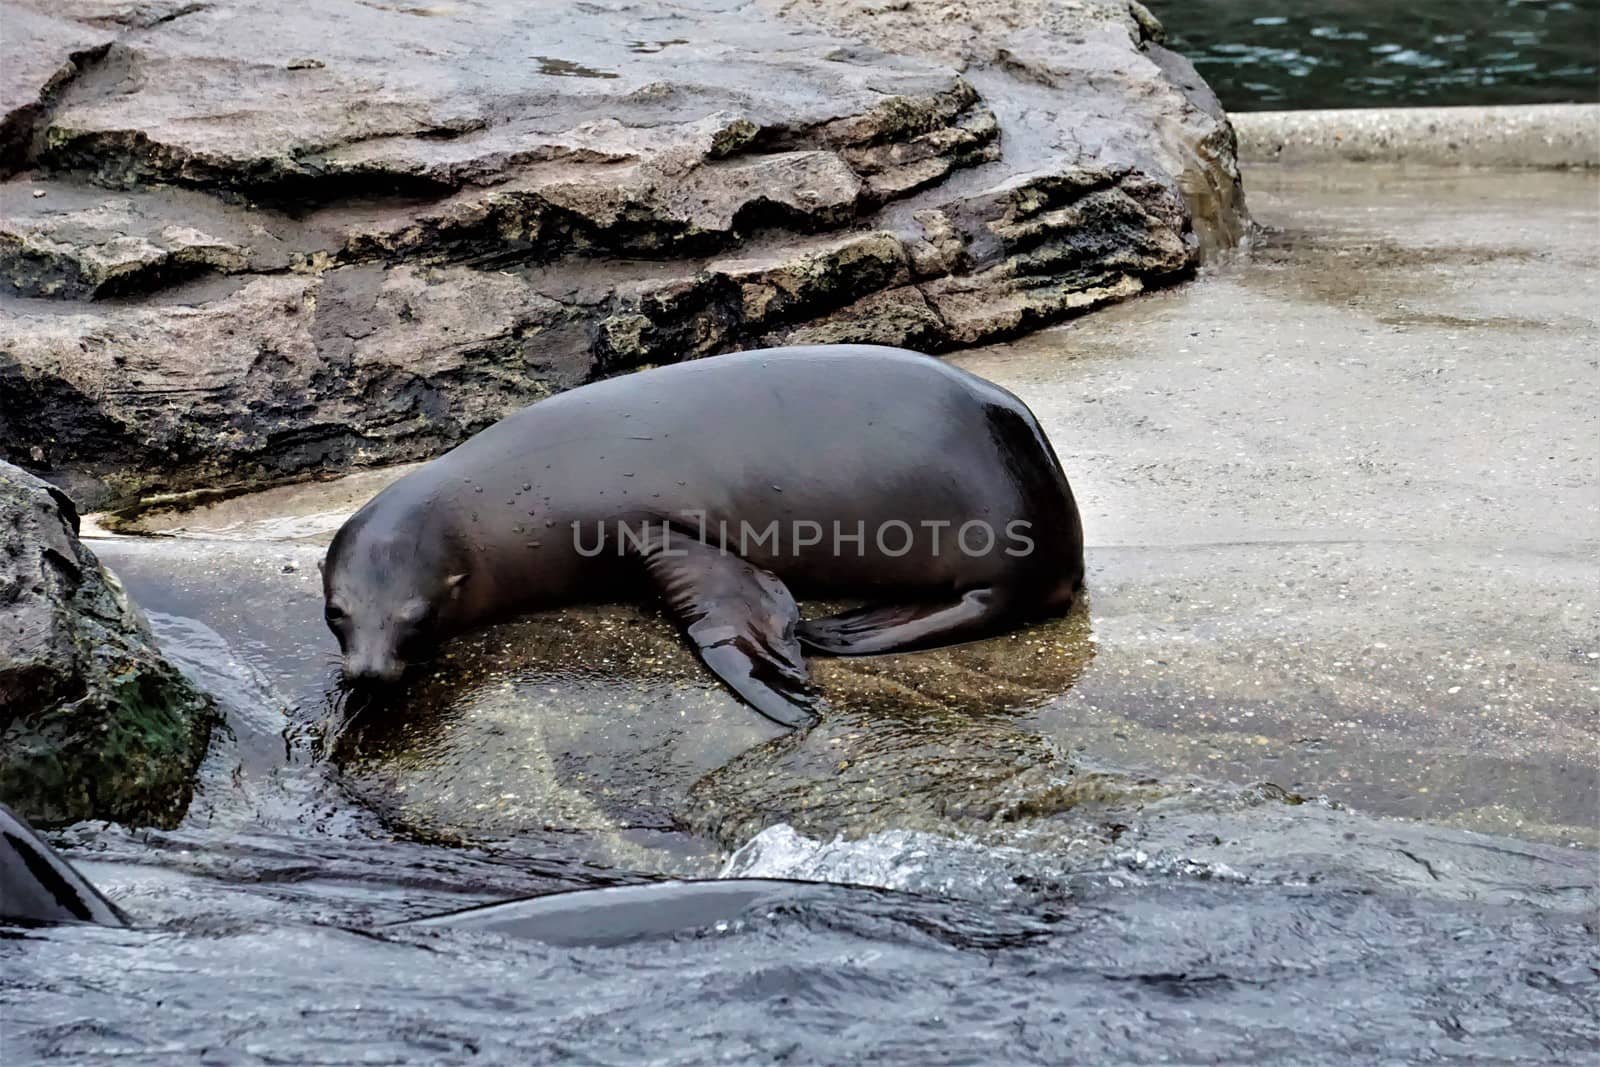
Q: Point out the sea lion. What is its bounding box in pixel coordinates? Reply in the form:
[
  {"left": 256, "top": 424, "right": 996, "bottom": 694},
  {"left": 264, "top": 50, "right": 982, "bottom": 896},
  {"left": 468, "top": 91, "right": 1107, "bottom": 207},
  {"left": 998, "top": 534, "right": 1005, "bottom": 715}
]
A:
[
  {"left": 0, "top": 802, "right": 866, "bottom": 944},
  {"left": 401, "top": 879, "right": 870, "bottom": 946},
  {"left": 0, "top": 802, "right": 128, "bottom": 927},
  {"left": 321, "top": 345, "right": 1084, "bottom": 727}
]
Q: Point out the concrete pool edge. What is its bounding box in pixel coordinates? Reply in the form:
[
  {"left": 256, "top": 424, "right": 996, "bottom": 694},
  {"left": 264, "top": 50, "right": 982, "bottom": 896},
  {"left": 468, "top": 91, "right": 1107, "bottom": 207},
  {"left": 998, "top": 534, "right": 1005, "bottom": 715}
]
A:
[{"left": 1232, "top": 103, "right": 1600, "bottom": 168}]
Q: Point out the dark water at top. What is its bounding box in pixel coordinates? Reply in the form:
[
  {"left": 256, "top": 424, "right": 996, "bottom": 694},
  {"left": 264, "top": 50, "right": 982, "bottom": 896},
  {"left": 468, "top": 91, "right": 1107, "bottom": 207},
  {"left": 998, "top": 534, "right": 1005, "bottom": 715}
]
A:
[{"left": 1145, "top": 0, "right": 1600, "bottom": 110}]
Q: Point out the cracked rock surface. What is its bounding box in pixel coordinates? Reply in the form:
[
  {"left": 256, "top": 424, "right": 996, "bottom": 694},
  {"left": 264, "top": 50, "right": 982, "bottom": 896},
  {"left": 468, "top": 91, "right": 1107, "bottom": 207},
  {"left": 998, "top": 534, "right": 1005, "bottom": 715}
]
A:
[
  {"left": 0, "top": 460, "right": 215, "bottom": 827},
  {"left": 0, "top": 0, "right": 1245, "bottom": 506}
]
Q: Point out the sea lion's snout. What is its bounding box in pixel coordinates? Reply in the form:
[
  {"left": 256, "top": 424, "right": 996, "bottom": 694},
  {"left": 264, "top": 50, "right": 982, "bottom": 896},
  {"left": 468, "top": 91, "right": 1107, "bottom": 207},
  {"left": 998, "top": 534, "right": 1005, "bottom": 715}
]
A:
[{"left": 342, "top": 650, "right": 406, "bottom": 687}]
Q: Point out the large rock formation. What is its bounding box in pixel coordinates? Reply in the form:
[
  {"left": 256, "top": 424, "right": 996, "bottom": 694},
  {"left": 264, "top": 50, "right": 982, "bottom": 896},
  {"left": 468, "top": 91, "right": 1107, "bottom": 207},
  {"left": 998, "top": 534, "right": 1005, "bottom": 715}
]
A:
[
  {"left": 0, "top": 0, "right": 1245, "bottom": 506},
  {"left": 0, "top": 460, "right": 215, "bottom": 827}
]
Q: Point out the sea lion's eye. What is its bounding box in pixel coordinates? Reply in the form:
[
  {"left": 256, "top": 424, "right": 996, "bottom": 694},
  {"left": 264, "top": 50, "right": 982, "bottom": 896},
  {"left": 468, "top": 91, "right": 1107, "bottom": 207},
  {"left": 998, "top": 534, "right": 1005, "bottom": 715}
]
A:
[{"left": 324, "top": 604, "right": 346, "bottom": 625}]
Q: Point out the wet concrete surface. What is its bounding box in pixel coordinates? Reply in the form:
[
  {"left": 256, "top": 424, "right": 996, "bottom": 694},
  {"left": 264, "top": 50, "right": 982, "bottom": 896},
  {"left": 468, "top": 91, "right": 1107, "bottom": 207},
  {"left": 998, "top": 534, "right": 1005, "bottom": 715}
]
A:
[
  {"left": 952, "top": 162, "right": 1599, "bottom": 842},
  {"left": 88, "top": 162, "right": 1599, "bottom": 849}
]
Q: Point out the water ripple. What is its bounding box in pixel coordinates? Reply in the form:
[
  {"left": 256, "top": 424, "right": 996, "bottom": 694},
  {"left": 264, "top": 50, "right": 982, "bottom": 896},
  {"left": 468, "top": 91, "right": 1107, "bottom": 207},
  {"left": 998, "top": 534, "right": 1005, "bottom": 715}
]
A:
[{"left": 1147, "top": 0, "right": 1599, "bottom": 109}]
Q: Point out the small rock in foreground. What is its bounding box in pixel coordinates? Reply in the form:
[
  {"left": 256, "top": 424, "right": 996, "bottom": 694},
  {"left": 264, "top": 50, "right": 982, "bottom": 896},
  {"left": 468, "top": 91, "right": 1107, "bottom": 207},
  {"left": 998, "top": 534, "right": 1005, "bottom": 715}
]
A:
[{"left": 0, "top": 461, "right": 215, "bottom": 828}]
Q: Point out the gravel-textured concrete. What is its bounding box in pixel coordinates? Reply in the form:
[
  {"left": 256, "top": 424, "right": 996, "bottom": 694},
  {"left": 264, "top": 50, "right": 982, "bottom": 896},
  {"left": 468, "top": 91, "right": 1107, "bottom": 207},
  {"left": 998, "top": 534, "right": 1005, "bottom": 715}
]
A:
[
  {"left": 1234, "top": 104, "right": 1600, "bottom": 168},
  {"left": 956, "top": 162, "right": 1599, "bottom": 842}
]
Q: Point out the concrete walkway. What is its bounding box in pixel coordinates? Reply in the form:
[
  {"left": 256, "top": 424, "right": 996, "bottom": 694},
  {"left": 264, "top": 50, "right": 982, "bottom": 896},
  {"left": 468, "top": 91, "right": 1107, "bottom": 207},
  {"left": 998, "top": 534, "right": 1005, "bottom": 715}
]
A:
[
  {"left": 1233, "top": 103, "right": 1600, "bottom": 167},
  {"left": 955, "top": 162, "right": 1599, "bottom": 842}
]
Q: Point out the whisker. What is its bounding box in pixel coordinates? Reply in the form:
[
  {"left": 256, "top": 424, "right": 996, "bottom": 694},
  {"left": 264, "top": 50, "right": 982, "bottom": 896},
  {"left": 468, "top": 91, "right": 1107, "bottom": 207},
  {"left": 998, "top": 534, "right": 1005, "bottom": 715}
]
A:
[{"left": 318, "top": 695, "right": 368, "bottom": 756}]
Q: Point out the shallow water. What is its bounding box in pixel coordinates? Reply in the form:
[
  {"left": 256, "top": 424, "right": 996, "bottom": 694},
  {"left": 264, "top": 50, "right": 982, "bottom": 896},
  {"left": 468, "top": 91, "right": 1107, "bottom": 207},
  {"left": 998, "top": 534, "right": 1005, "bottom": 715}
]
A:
[
  {"left": 9, "top": 846, "right": 1597, "bottom": 1065},
  {"left": 1145, "top": 0, "right": 1600, "bottom": 110},
  {"left": 4, "top": 165, "right": 1599, "bottom": 1063},
  {"left": 7, "top": 701, "right": 1597, "bottom": 1067},
  {"left": 5, "top": 611, "right": 1595, "bottom": 1066}
]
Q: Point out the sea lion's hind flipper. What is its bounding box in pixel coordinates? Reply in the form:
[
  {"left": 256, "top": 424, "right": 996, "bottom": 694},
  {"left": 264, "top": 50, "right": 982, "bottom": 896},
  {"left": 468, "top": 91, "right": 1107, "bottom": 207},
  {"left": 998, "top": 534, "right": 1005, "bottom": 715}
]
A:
[
  {"left": 633, "top": 529, "right": 820, "bottom": 729},
  {"left": 798, "top": 588, "right": 1010, "bottom": 656}
]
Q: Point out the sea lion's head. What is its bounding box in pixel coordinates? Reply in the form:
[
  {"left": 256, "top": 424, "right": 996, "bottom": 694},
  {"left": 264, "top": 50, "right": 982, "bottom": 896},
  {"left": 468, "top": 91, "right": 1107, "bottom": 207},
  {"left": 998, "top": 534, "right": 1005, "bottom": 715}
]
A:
[{"left": 321, "top": 518, "right": 467, "bottom": 686}]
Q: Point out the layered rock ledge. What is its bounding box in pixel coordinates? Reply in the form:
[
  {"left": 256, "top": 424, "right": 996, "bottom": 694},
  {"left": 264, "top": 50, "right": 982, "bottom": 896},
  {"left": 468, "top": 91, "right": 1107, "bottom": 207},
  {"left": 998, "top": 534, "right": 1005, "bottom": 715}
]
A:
[{"left": 0, "top": 0, "right": 1246, "bottom": 506}]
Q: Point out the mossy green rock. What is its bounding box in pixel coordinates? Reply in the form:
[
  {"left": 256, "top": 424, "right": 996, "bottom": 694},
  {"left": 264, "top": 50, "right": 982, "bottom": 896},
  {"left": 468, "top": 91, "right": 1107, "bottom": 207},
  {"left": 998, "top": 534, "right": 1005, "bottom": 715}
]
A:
[{"left": 0, "top": 461, "right": 215, "bottom": 827}]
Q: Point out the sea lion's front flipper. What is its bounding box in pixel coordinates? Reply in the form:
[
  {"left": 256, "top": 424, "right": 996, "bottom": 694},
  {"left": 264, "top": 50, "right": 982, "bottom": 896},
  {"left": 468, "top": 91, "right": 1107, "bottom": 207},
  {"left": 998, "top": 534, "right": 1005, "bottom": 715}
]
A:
[
  {"left": 633, "top": 528, "right": 819, "bottom": 729},
  {"left": 798, "top": 588, "right": 1012, "bottom": 656}
]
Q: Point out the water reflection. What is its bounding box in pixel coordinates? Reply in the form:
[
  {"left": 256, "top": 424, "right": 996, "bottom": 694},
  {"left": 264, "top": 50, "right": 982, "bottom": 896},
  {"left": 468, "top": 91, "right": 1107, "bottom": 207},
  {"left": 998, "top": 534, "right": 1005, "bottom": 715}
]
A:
[{"left": 323, "top": 600, "right": 1099, "bottom": 856}]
